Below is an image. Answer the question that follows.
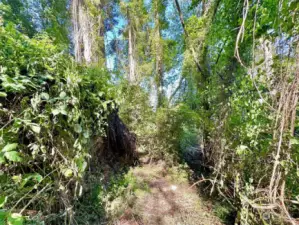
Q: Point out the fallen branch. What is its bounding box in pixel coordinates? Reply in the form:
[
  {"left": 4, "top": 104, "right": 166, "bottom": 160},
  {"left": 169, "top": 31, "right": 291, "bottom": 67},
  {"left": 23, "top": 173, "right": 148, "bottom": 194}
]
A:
[{"left": 189, "top": 177, "right": 213, "bottom": 189}]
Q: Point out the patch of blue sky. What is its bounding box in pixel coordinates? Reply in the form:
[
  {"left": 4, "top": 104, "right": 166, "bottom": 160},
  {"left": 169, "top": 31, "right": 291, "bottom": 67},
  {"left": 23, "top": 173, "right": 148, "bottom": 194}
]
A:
[
  {"left": 105, "top": 11, "right": 126, "bottom": 72},
  {"left": 105, "top": 0, "right": 191, "bottom": 100}
]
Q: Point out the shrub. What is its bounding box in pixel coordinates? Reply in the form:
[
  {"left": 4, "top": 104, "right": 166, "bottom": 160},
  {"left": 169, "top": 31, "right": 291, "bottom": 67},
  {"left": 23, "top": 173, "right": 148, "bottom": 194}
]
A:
[{"left": 0, "top": 23, "right": 114, "bottom": 224}]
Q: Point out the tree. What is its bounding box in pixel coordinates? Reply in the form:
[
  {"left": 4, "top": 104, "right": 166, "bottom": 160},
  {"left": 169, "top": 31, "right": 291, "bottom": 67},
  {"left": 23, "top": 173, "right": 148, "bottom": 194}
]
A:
[
  {"left": 72, "top": 0, "right": 106, "bottom": 65},
  {"left": 1, "top": 0, "right": 36, "bottom": 36},
  {"left": 127, "top": 7, "right": 137, "bottom": 83},
  {"left": 151, "top": 0, "right": 167, "bottom": 107},
  {"left": 119, "top": 0, "right": 150, "bottom": 84}
]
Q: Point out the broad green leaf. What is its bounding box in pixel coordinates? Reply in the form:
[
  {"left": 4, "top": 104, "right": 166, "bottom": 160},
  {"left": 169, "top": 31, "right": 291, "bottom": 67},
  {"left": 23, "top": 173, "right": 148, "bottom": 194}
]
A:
[
  {"left": 4, "top": 151, "right": 22, "bottom": 162},
  {"left": 0, "top": 92, "right": 7, "bottom": 97},
  {"left": 0, "top": 196, "right": 7, "bottom": 208},
  {"left": 12, "top": 175, "right": 22, "bottom": 183},
  {"left": 0, "top": 154, "right": 5, "bottom": 164},
  {"left": 76, "top": 158, "right": 87, "bottom": 172},
  {"left": 30, "top": 124, "right": 41, "bottom": 134},
  {"left": 2, "top": 143, "right": 18, "bottom": 153},
  {"left": 21, "top": 173, "right": 43, "bottom": 188},
  {"left": 280, "top": 160, "right": 287, "bottom": 168},
  {"left": 40, "top": 92, "right": 49, "bottom": 100},
  {"left": 63, "top": 169, "right": 73, "bottom": 178},
  {"left": 290, "top": 138, "right": 299, "bottom": 145},
  {"left": 0, "top": 210, "right": 7, "bottom": 224},
  {"left": 102, "top": 102, "right": 107, "bottom": 111},
  {"left": 61, "top": 108, "right": 68, "bottom": 115},
  {"left": 52, "top": 106, "right": 67, "bottom": 116},
  {"left": 8, "top": 213, "right": 24, "bottom": 225},
  {"left": 45, "top": 74, "right": 54, "bottom": 80},
  {"left": 74, "top": 124, "right": 82, "bottom": 133},
  {"left": 59, "top": 92, "right": 67, "bottom": 98},
  {"left": 52, "top": 109, "right": 60, "bottom": 116},
  {"left": 31, "top": 173, "right": 43, "bottom": 182},
  {"left": 83, "top": 130, "right": 90, "bottom": 138}
]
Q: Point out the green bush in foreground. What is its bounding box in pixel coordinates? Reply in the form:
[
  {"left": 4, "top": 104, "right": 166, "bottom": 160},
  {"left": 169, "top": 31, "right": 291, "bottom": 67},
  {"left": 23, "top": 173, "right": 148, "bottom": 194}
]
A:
[{"left": 0, "top": 22, "right": 114, "bottom": 224}]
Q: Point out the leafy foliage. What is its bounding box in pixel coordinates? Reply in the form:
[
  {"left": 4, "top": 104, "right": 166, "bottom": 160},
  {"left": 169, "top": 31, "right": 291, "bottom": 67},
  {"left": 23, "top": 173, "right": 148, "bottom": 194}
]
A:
[
  {"left": 181, "top": 0, "right": 299, "bottom": 223},
  {"left": 0, "top": 22, "right": 113, "bottom": 224},
  {"left": 1, "top": 0, "right": 299, "bottom": 224}
]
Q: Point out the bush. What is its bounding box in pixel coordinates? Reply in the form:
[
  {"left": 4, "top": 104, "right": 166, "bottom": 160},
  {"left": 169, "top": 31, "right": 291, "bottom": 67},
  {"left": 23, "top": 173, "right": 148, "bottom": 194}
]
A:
[
  {"left": 119, "top": 82, "right": 201, "bottom": 164},
  {"left": 0, "top": 23, "right": 114, "bottom": 224}
]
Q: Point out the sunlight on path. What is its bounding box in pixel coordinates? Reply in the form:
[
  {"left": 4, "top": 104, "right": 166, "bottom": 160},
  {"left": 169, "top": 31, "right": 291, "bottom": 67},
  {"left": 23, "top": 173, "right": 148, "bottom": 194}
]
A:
[{"left": 115, "top": 163, "right": 223, "bottom": 225}]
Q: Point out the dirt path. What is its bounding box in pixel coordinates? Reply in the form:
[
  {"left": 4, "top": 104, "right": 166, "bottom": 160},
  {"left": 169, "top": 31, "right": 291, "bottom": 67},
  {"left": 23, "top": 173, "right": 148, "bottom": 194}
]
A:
[{"left": 114, "top": 162, "right": 223, "bottom": 225}]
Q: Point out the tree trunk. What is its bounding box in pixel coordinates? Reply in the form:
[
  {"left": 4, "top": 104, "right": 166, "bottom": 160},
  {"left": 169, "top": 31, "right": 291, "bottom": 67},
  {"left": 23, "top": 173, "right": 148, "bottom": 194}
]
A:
[
  {"left": 127, "top": 8, "right": 137, "bottom": 83},
  {"left": 72, "top": 0, "right": 106, "bottom": 66},
  {"left": 154, "top": 1, "right": 164, "bottom": 107}
]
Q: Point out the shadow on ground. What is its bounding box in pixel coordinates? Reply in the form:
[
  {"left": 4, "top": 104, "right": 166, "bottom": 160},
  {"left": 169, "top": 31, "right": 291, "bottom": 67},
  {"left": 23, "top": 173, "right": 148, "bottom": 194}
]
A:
[{"left": 114, "top": 162, "right": 223, "bottom": 225}]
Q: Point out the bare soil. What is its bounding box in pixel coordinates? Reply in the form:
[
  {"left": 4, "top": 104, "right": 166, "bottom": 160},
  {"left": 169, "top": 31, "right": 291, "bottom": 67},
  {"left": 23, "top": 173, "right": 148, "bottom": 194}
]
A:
[{"left": 113, "top": 162, "right": 223, "bottom": 225}]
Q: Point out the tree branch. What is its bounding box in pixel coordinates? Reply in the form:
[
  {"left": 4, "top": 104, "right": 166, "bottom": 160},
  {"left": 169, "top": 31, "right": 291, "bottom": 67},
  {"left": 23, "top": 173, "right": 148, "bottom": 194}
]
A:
[
  {"left": 168, "top": 76, "right": 185, "bottom": 105},
  {"left": 173, "top": 0, "right": 205, "bottom": 75}
]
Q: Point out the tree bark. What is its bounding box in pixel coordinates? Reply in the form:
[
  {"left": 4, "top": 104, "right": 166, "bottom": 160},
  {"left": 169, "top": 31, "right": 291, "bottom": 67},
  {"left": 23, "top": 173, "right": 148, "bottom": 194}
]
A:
[
  {"left": 154, "top": 0, "right": 164, "bottom": 107},
  {"left": 72, "top": 0, "right": 106, "bottom": 66},
  {"left": 127, "top": 8, "right": 137, "bottom": 83}
]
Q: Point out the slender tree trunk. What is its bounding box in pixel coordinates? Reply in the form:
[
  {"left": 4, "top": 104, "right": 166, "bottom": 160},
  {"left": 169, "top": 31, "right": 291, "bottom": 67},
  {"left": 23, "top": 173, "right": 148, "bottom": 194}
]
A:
[
  {"left": 173, "top": 0, "right": 205, "bottom": 75},
  {"left": 72, "top": 0, "right": 106, "bottom": 66},
  {"left": 127, "top": 8, "right": 137, "bottom": 83},
  {"left": 154, "top": 1, "right": 164, "bottom": 107}
]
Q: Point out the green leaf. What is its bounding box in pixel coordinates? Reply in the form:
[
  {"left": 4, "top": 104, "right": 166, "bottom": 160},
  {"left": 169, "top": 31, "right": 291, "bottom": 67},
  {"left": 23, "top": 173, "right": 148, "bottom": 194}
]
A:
[
  {"left": 102, "top": 102, "right": 107, "bottom": 111},
  {"left": 30, "top": 124, "right": 41, "bottom": 134},
  {"left": 0, "top": 196, "right": 7, "bottom": 208},
  {"left": 0, "top": 210, "right": 7, "bottom": 224},
  {"left": 280, "top": 160, "right": 287, "bottom": 168},
  {"left": 290, "top": 138, "right": 299, "bottom": 145},
  {"left": 63, "top": 168, "right": 73, "bottom": 178},
  {"left": 83, "top": 131, "right": 90, "bottom": 138},
  {"left": 52, "top": 109, "right": 60, "bottom": 116},
  {"left": 74, "top": 124, "right": 82, "bottom": 133},
  {"left": 4, "top": 151, "right": 22, "bottom": 162},
  {"left": 236, "top": 145, "right": 248, "bottom": 155},
  {"left": 21, "top": 173, "right": 43, "bottom": 188},
  {"left": 0, "top": 92, "right": 7, "bottom": 97},
  {"left": 0, "top": 154, "right": 5, "bottom": 164},
  {"left": 2, "top": 143, "right": 18, "bottom": 153},
  {"left": 40, "top": 92, "right": 49, "bottom": 100},
  {"left": 59, "top": 91, "right": 67, "bottom": 98},
  {"left": 8, "top": 213, "right": 24, "bottom": 225},
  {"left": 12, "top": 175, "right": 22, "bottom": 183},
  {"left": 52, "top": 106, "right": 68, "bottom": 116},
  {"left": 76, "top": 157, "right": 87, "bottom": 172}
]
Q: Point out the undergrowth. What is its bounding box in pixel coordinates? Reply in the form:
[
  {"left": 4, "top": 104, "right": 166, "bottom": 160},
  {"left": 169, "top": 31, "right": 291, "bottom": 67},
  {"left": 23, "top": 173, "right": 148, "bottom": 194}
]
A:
[{"left": 0, "top": 22, "right": 115, "bottom": 224}]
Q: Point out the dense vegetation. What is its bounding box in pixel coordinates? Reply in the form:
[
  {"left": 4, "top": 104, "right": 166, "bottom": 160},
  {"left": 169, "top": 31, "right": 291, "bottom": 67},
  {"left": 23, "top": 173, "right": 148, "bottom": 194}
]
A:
[{"left": 0, "top": 0, "right": 298, "bottom": 224}]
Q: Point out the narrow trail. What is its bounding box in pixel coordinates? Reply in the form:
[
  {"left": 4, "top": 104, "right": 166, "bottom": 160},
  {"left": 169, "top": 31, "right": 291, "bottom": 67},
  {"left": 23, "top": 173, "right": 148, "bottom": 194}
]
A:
[{"left": 114, "top": 162, "right": 223, "bottom": 225}]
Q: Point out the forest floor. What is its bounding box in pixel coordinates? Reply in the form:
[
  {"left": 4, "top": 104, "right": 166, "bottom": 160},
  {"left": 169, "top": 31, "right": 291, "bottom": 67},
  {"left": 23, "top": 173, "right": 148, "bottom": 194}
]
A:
[{"left": 112, "top": 160, "right": 223, "bottom": 225}]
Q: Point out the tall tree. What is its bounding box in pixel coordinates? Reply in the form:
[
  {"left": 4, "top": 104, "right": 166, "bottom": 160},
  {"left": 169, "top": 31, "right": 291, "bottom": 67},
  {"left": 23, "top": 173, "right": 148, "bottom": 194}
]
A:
[
  {"left": 1, "top": 0, "right": 36, "bottom": 36},
  {"left": 151, "top": 0, "right": 167, "bottom": 107},
  {"left": 174, "top": 0, "right": 221, "bottom": 147},
  {"left": 1, "top": 0, "right": 70, "bottom": 47},
  {"left": 39, "top": 0, "right": 70, "bottom": 46},
  {"left": 120, "top": 0, "right": 149, "bottom": 84},
  {"left": 127, "top": 7, "right": 136, "bottom": 83},
  {"left": 72, "top": 0, "right": 106, "bottom": 65}
]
